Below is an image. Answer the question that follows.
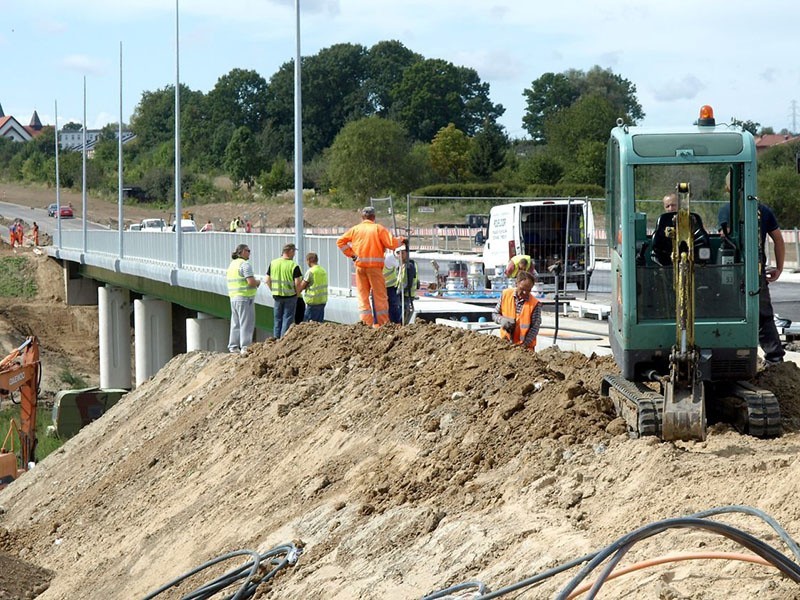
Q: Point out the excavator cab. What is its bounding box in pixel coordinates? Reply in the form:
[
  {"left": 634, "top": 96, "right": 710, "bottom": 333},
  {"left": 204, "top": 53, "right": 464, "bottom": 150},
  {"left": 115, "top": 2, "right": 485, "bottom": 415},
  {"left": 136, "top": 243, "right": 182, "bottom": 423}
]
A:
[{"left": 601, "top": 106, "right": 780, "bottom": 441}]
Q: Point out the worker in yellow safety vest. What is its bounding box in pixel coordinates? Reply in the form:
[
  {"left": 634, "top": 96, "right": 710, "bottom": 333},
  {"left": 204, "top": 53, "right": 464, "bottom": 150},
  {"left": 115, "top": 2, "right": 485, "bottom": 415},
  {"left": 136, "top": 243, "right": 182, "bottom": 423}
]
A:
[
  {"left": 504, "top": 254, "right": 534, "bottom": 278},
  {"left": 299, "top": 252, "right": 328, "bottom": 323},
  {"left": 227, "top": 243, "right": 260, "bottom": 354}
]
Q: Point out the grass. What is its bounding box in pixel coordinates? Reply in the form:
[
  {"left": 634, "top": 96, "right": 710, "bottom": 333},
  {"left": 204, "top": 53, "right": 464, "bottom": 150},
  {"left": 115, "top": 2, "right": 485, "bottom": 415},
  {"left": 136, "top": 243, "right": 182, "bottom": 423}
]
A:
[
  {"left": 58, "top": 367, "right": 89, "bottom": 389},
  {"left": 0, "top": 257, "right": 37, "bottom": 298},
  {"left": 0, "top": 403, "right": 63, "bottom": 464}
]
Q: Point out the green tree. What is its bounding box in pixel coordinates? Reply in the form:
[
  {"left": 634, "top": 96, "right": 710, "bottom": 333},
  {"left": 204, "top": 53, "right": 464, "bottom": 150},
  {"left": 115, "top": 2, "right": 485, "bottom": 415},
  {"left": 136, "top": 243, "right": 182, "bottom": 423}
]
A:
[
  {"left": 130, "top": 84, "right": 204, "bottom": 150},
  {"left": 544, "top": 94, "right": 617, "bottom": 158},
  {"left": 468, "top": 121, "right": 508, "bottom": 181},
  {"left": 758, "top": 166, "right": 800, "bottom": 228},
  {"left": 390, "top": 58, "right": 504, "bottom": 142},
  {"left": 522, "top": 72, "right": 579, "bottom": 143},
  {"left": 62, "top": 121, "right": 82, "bottom": 132},
  {"left": 224, "top": 127, "right": 262, "bottom": 190},
  {"left": 429, "top": 123, "right": 471, "bottom": 182},
  {"left": 264, "top": 43, "right": 371, "bottom": 162},
  {"left": 517, "top": 153, "right": 564, "bottom": 185},
  {"left": 365, "top": 40, "right": 421, "bottom": 116},
  {"left": 206, "top": 68, "right": 268, "bottom": 133},
  {"left": 731, "top": 117, "right": 760, "bottom": 135},
  {"left": 259, "top": 159, "right": 293, "bottom": 196},
  {"left": 327, "top": 116, "right": 414, "bottom": 201},
  {"left": 523, "top": 66, "right": 643, "bottom": 143}
]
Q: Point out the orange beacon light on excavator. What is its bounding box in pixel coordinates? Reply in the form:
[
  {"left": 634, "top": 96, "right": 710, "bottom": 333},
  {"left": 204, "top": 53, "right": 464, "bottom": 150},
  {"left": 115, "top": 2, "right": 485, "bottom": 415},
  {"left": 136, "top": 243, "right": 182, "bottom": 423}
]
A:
[{"left": 0, "top": 337, "right": 41, "bottom": 488}]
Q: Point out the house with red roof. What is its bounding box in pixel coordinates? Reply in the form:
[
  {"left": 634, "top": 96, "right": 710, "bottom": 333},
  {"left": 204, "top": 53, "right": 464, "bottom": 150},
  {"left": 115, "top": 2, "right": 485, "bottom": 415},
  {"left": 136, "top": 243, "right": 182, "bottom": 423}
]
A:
[
  {"left": 0, "top": 103, "right": 45, "bottom": 142},
  {"left": 754, "top": 133, "right": 800, "bottom": 153}
]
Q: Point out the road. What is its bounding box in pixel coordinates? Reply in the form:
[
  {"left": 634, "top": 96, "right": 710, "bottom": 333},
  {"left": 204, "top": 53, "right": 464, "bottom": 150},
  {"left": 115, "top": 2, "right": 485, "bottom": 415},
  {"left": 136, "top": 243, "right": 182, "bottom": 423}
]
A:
[{"left": 0, "top": 201, "right": 108, "bottom": 235}]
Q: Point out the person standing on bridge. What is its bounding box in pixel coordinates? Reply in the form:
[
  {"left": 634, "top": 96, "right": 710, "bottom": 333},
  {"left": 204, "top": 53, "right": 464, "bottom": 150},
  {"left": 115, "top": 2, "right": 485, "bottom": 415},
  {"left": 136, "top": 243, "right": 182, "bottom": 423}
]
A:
[
  {"left": 492, "top": 271, "right": 542, "bottom": 351},
  {"left": 337, "top": 206, "right": 404, "bottom": 327},
  {"left": 266, "top": 243, "right": 303, "bottom": 339},
  {"left": 299, "top": 252, "right": 328, "bottom": 323},
  {"left": 227, "top": 243, "right": 260, "bottom": 354}
]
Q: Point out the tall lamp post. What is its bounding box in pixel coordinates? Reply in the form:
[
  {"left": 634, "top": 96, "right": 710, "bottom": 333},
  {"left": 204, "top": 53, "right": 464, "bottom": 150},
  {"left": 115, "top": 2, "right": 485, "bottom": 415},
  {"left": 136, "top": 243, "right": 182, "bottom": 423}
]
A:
[{"left": 293, "top": 0, "right": 304, "bottom": 258}]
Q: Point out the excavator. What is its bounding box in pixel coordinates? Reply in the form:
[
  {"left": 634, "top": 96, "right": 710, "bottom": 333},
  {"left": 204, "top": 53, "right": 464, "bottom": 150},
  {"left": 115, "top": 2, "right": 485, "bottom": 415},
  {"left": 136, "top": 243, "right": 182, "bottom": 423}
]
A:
[
  {"left": 601, "top": 106, "right": 781, "bottom": 441},
  {"left": 0, "top": 336, "right": 41, "bottom": 488}
]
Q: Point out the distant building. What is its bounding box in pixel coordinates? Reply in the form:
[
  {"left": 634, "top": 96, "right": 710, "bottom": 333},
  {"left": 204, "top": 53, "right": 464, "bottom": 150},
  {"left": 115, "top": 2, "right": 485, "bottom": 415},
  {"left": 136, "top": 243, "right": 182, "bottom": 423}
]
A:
[
  {"left": 0, "top": 103, "right": 44, "bottom": 142},
  {"left": 754, "top": 133, "right": 800, "bottom": 154},
  {"left": 0, "top": 101, "right": 135, "bottom": 150}
]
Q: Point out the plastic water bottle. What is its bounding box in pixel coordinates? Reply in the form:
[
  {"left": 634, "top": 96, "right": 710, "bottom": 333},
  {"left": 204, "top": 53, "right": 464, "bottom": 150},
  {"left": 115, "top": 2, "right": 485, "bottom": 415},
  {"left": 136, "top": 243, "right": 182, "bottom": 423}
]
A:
[{"left": 533, "top": 282, "right": 545, "bottom": 299}]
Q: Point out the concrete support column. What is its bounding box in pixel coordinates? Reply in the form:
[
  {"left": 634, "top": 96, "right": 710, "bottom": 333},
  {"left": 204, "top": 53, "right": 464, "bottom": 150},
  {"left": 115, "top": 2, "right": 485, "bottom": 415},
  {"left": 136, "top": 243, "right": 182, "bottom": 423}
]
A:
[
  {"left": 133, "top": 296, "right": 173, "bottom": 386},
  {"left": 98, "top": 285, "right": 132, "bottom": 389},
  {"left": 186, "top": 312, "right": 229, "bottom": 352}
]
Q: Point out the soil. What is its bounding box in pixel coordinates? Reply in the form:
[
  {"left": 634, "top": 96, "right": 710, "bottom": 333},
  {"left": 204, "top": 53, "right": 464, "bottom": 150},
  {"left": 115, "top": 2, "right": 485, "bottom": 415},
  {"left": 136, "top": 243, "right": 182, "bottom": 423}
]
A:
[{"left": 1, "top": 183, "right": 800, "bottom": 598}]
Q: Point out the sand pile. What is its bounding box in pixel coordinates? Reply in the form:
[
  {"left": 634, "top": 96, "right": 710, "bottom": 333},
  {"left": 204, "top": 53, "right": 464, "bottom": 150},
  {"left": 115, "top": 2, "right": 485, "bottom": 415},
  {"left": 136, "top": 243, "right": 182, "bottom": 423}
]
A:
[{"left": 1, "top": 322, "right": 800, "bottom": 599}]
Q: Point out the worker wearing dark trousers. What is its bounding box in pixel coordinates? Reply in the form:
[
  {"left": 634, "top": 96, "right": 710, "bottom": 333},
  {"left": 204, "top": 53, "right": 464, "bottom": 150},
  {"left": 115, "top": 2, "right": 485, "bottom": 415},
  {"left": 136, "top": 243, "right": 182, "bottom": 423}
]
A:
[
  {"left": 719, "top": 174, "right": 786, "bottom": 365},
  {"left": 266, "top": 243, "right": 303, "bottom": 339},
  {"left": 383, "top": 249, "right": 402, "bottom": 324}
]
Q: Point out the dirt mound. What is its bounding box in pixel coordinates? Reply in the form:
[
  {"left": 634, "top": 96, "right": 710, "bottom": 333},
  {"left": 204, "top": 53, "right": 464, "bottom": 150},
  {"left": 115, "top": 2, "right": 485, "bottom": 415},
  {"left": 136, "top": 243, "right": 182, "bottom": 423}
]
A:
[{"left": 0, "top": 322, "right": 799, "bottom": 599}]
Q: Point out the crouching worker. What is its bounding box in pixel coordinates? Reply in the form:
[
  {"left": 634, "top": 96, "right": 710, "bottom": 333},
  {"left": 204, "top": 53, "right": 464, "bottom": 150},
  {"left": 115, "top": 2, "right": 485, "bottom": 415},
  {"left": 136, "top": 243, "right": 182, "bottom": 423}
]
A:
[{"left": 492, "top": 271, "right": 541, "bottom": 350}]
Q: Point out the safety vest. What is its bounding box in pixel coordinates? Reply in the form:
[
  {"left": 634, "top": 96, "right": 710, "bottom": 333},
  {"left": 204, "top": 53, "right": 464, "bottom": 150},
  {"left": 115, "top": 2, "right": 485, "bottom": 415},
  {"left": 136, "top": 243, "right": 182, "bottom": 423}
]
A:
[
  {"left": 303, "top": 264, "right": 328, "bottom": 305},
  {"left": 499, "top": 288, "right": 539, "bottom": 350},
  {"left": 269, "top": 257, "right": 298, "bottom": 297},
  {"left": 337, "top": 220, "right": 399, "bottom": 268},
  {"left": 227, "top": 258, "right": 256, "bottom": 299},
  {"left": 399, "top": 261, "right": 419, "bottom": 298},
  {"left": 508, "top": 254, "right": 533, "bottom": 278},
  {"left": 383, "top": 264, "right": 398, "bottom": 288}
]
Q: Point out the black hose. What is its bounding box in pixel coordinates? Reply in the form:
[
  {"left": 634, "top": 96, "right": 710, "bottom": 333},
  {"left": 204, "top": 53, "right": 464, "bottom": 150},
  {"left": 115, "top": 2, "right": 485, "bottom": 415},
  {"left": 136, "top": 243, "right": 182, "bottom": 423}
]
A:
[{"left": 142, "top": 543, "right": 301, "bottom": 600}]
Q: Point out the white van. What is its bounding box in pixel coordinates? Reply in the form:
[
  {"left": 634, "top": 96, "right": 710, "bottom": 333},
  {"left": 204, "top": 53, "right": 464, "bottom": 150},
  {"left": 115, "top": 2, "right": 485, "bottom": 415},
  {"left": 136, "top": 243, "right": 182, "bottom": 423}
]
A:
[
  {"left": 482, "top": 199, "right": 595, "bottom": 289},
  {"left": 171, "top": 219, "right": 197, "bottom": 232},
  {"left": 140, "top": 218, "right": 167, "bottom": 232}
]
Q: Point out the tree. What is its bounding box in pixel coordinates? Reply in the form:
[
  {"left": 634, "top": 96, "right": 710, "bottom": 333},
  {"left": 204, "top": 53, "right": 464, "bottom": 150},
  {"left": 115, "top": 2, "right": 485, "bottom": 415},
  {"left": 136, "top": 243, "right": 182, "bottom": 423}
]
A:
[
  {"left": 364, "top": 40, "right": 422, "bottom": 116},
  {"left": 264, "top": 43, "right": 371, "bottom": 162},
  {"left": 327, "top": 116, "right": 414, "bottom": 200},
  {"left": 206, "top": 68, "right": 268, "bottom": 133},
  {"left": 224, "top": 127, "right": 262, "bottom": 190},
  {"left": 130, "top": 84, "right": 205, "bottom": 150},
  {"left": 758, "top": 166, "right": 800, "bottom": 228},
  {"left": 62, "top": 122, "right": 82, "bottom": 132},
  {"left": 544, "top": 94, "right": 617, "bottom": 158},
  {"left": 522, "top": 72, "right": 579, "bottom": 143},
  {"left": 731, "top": 117, "right": 760, "bottom": 135},
  {"left": 517, "top": 153, "right": 564, "bottom": 186},
  {"left": 523, "top": 66, "right": 643, "bottom": 143},
  {"left": 429, "top": 123, "right": 471, "bottom": 182},
  {"left": 468, "top": 121, "right": 508, "bottom": 181},
  {"left": 390, "top": 58, "right": 504, "bottom": 142}
]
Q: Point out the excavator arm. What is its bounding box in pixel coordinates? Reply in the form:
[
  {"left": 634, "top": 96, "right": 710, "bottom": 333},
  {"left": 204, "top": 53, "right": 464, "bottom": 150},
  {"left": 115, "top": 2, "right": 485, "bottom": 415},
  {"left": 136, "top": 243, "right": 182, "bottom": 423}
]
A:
[{"left": 0, "top": 337, "right": 41, "bottom": 485}]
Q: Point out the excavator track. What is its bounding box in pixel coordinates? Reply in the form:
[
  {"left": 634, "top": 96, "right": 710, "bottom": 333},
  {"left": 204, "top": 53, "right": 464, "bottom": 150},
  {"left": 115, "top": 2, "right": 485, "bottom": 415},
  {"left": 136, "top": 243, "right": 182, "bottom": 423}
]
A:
[
  {"left": 601, "top": 375, "right": 663, "bottom": 438},
  {"left": 602, "top": 375, "right": 782, "bottom": 440},
  {"left": 727, "top": 381, "right": 782, "bottom": 438}
]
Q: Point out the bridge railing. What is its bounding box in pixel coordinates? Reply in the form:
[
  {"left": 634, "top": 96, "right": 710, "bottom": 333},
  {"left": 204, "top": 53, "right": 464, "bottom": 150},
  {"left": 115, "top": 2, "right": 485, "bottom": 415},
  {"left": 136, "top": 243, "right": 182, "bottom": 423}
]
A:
[{"left": 53, "top": 230, "right": 357, "bottom": 295}]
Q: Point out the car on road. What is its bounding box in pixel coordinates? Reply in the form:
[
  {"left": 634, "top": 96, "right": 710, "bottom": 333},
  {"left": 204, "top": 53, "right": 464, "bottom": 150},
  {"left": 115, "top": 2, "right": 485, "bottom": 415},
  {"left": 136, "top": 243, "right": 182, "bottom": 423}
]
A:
[
  {"left": 47, "top": 203, "right": 74, "bottom": 218},
  {"left": 140, "top": 218, "right": 167, "bottom": 232}
]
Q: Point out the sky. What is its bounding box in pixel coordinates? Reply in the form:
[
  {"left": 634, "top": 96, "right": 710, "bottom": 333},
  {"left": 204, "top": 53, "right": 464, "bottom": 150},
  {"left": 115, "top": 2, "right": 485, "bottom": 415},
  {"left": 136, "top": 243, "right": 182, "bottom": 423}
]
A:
[{"left": 2, "top": 0, "right": 799, "bottom": 139}]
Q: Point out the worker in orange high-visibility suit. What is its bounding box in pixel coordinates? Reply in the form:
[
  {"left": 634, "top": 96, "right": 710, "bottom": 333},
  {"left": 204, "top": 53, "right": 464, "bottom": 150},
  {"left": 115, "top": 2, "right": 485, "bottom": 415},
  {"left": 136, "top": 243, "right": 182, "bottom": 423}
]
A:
[
  {"left": 491, "top": 271, "right": 542, "bottom": 350},
  {"left": 337, "top": 206, "right": 404, "bottom": 326}
]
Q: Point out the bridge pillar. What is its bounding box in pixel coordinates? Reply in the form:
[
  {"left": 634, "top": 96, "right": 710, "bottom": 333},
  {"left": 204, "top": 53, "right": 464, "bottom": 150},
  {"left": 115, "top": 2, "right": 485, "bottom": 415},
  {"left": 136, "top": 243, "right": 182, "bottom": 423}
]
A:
[
  {"left": 98, "top": 286, "right": 132, "bottom": 389},
  {"left": 186, "top": 313, "right": 229, "bottom": 352},
  {"left": 133, "top": 296, "right": 173, "bottom": 386}
]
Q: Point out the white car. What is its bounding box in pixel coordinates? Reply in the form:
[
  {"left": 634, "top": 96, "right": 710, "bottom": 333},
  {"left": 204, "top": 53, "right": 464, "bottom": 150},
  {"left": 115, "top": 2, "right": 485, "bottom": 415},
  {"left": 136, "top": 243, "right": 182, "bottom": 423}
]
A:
[
  {"left": 171, "top": 219, "right": 197, "bottom": 233},
  {"left": 140, "top": 218, "right": 167, "bottom": 232}
]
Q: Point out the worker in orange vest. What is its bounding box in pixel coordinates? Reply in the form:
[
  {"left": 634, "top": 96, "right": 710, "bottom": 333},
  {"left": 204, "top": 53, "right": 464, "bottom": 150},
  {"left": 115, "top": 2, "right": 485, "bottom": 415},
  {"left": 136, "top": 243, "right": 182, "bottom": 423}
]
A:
[
  {"left": 492, "top": 271, "right": 542, "bottom": 350},
  {"left": 337, "top": 206, "right": 404, "bottom": 326}
]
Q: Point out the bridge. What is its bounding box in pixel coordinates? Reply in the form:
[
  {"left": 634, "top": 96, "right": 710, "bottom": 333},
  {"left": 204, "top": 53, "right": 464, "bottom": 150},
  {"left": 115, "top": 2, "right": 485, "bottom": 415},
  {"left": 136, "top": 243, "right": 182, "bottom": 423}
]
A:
[{"left": 47, "top": 229, "right": 363, "bottom": 389}]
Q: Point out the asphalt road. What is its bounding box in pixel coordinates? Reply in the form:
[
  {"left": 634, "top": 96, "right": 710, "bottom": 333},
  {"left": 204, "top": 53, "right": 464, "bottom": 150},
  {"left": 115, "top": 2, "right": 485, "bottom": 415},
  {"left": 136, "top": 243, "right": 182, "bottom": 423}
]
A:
[{"left": 0, "top": 201, "right": 108, "bottom": 234}]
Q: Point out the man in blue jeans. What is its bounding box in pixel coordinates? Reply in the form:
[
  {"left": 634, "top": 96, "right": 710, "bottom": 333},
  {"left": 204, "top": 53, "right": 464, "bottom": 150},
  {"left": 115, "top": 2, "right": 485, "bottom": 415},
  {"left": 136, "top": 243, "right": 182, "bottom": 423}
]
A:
[
  {"left": 299, "top": 252, "right": 328, "bottom": 322},
  {"left": 265, "top": 243, "right": 303, "bottom": 339}
]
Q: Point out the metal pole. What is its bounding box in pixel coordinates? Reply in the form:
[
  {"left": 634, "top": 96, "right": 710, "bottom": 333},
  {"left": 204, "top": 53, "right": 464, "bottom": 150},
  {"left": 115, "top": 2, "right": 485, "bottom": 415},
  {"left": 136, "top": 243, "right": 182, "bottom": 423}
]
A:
[
  {"left": 54, "top": 100, "right": 61, "bottom": 249},
  {"left": 293, "top": 0, "right": 304, "bottom": 259},
  {"left": 794, "top": 228, "right": 799, "bottom": 272},
  {"left": 118, "top": 41, "right": 124, "bottom": 258},
  {"left": 174, "top": 0, "right": 183, "bottom": 268},
  {"left": 82, "top": 76, "right": 87, "bottom": 255}
]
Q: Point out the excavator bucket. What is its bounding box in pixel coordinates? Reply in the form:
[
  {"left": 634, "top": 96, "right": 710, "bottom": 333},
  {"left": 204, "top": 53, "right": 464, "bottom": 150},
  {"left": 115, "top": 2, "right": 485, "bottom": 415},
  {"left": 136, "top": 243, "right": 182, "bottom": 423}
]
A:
[{"left": 662, "top": 379, "right": 706, "bottom": 441}]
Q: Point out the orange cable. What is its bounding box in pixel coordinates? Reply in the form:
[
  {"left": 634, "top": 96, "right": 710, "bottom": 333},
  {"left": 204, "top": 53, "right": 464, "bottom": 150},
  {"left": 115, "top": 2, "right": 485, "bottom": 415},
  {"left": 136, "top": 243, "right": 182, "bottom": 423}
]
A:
[{"left": 566, "top": 551, "right": 772, "bottom": 599}]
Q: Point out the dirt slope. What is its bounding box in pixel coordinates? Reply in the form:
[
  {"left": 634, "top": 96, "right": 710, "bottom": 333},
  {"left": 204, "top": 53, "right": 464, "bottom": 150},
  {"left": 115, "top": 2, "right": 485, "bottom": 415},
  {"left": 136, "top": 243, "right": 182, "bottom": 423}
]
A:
[{"left": 1, "top": 322, "right": 800, "bottom": 599}]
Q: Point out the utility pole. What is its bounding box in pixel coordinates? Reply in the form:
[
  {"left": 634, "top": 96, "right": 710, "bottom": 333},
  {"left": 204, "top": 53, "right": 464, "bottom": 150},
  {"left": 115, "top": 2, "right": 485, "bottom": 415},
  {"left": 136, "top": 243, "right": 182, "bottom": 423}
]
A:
[{"left": 790, "top": 100, "right": 798, "bottom": 134}]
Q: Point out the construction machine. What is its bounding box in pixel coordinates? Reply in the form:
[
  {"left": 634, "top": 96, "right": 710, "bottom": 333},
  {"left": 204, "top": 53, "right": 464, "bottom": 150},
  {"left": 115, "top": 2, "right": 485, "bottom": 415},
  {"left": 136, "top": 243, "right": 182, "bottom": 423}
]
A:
[
  {"left": 600, "top": 106, "right": 781, "bottom": 441},
  {"left": 0, "top": 337, "right": 41, "bottom": 488}
]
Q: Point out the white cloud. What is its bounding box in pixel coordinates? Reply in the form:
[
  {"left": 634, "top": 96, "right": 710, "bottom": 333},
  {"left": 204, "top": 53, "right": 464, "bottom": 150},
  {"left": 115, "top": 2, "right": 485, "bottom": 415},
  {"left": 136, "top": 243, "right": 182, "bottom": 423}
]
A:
[
  {"left": 452, "top": 50, "right": 522, "bottom": 81},
  {"left": 59, "top": 54, "right": 110, "bottom": 76},
  {"left": 652, "top": 75, "right": 705, "bottom": 102}
]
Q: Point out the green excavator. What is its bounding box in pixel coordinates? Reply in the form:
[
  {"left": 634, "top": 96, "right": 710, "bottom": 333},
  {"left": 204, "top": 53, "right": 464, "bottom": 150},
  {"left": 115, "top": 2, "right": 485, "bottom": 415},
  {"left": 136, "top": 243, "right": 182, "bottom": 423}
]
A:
[{"left": 601, "top": 105, "right": 781, "bottom": 441}]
